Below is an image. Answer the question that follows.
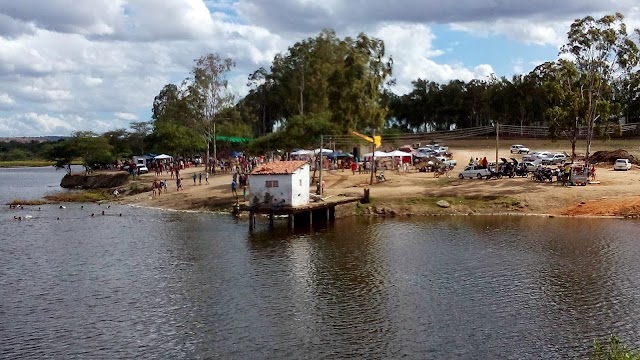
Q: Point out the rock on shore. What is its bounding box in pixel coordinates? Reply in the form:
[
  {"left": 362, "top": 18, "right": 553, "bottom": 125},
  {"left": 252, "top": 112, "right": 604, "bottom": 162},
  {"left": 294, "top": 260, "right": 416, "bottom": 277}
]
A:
[{"left": 60, "top": 173, "right": 129, "bottom": 189}]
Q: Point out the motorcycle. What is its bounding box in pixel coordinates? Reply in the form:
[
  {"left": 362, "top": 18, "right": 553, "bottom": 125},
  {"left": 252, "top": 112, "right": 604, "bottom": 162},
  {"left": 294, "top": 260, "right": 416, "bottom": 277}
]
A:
[
  {"left": 514, "top": 164, "right": 529, "bottom": 177},
  {"left": 532, "top": 168, "right": 553, "bottom": 182}
]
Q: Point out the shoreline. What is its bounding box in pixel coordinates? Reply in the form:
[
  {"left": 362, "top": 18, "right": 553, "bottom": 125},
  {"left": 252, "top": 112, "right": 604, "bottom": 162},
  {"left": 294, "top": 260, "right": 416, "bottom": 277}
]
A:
[
  {"left": 22, "top": 141, "right": 640, "bottom": 219},
  {"left": 116, "top": 201, "right": 630, "bottom": 221}
]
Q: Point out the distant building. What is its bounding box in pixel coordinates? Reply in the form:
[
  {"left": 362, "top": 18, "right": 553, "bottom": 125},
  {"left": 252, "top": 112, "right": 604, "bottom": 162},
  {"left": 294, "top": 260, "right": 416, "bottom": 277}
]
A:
[{"left": 249, "top": 161, "right": 309, "bottom": 208}]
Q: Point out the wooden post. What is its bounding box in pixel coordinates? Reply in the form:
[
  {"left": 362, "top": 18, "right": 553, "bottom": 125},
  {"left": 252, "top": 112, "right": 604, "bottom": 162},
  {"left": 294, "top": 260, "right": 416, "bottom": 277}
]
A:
[
  {"left": 329, "top": 206, "right": 335, "bottom": 221},
  {"left": 362, "top": 188, "right": 370, "bottom": 204},
  {"left": 269, "top": 209, "right": 274, "bottom": 229},
  {"left": 249, "top": 211, "right": 254, "bottom": 231},
  {"left": 318, "top": 134, "right": 323, "bottom": 195},
  {"left": 369, "top": 129, "right": 375, "bottom": 185},
  {"left": 288, "top": 213, "right": 294, "bottom": 229},
  {"left": 495, "top": 123, "right": 499, "bottom": 173}
]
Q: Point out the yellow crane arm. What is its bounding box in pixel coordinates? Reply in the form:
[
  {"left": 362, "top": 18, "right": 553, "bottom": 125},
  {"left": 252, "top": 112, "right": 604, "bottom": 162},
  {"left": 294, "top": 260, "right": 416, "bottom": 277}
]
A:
[{"left": 351, "top": 131, "right": 381, "bottom": 147}]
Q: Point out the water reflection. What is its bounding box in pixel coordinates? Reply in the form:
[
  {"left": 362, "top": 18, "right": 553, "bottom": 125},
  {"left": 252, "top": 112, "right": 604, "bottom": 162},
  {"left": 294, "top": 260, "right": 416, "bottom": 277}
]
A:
[{"left": 3, "top": 205, "right": 640, "bottom": 358}]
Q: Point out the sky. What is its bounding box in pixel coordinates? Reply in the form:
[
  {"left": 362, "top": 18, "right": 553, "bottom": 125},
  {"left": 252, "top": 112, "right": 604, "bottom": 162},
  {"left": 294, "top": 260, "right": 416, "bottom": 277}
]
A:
[{"left": 0, "top": 0, "right": 638, "bottom": 137}]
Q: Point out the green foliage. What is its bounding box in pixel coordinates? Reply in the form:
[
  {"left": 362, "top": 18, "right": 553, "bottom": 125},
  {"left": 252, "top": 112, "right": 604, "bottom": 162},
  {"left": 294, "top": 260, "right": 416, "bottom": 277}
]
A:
[
  {"left": 44, "top": 190, "right": 111, "bottom": 203},
  {"left": 44, "top": 139, "right": 78, "bottom": 174},
  {"left": 71, "top": 131, "right": 113, "bottom": 166},
  {"left": 560, "top": 13, "right": 640, "bottom": 163},
  {"left": 591, "top": 335, "right": 640, "bottom": 360},
  {"left": 239, "top": 29, "right": 393, "bottom": 142},
  {"left": 102, "top": 128, "right": 133, "bottom": 160},
  {"left": 247, "top": 112, "right": 339, "bottom": 152}
]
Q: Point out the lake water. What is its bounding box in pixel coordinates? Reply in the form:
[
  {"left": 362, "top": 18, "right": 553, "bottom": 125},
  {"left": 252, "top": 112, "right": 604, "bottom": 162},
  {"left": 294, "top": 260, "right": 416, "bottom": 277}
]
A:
[{"left": 1, "top": 168, "right": 640, "bottom": 358}]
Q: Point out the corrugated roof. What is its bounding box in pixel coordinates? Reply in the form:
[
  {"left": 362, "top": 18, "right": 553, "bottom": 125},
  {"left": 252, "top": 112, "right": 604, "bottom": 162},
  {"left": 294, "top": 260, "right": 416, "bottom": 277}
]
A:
[{"left": 251, "top": 161, "right": 308, "bottom": 175}]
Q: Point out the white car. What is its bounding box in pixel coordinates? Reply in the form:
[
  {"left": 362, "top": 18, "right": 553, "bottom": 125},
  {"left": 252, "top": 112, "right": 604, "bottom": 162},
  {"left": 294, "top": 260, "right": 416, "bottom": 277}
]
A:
[
  {"left": 522, "top": 151, "right": 541, "bottom": 161},
  {"left": 520, "top": 161, "right": 539, "bottom": 172},
  {"left": 458, "top": 165, "right": 491, "bottom": 179},
  {"left": 510, "top": 145, "right": 530, "bottom": 154},
  {"left": 136, "top": 164, "right": 149, "bottom": 174},
  {"left": 613, "top": 159, "right": 632, "bottom": 171},
  {"left": 435, "top": 156, "right": 457, "bottom": 167},
  {"left": 541, "top": 154, "right": 567, "bottom": 165}
]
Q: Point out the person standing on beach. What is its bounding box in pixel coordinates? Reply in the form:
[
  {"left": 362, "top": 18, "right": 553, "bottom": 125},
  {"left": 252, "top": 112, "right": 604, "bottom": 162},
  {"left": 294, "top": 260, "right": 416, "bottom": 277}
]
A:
[
  {"left": 199, "top": 172, "right": 202, "bottom": 185},
  {"left": 177, "top": 177, "right": 182, "bottom": 191},
  {"left": 231, "top": 179, "right": 237, "bottom": 197},
  {"left": 205, "top": 171, "right": 209, "bottom": 184},
  {"left": 193, "top": 172, "right": 197, "bottom": 185}
]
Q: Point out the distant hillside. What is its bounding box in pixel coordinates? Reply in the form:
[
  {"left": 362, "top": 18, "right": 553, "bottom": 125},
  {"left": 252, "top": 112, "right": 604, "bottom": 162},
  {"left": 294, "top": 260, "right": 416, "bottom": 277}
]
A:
[{"left": 0, "top": 136, "right": 68, "bottom": 143}]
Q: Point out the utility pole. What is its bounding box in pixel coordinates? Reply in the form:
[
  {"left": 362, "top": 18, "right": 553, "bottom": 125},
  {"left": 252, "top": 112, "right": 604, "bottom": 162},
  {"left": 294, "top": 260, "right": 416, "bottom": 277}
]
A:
[
  {"left": 318, "top": 134, "right": 323, "bottom": 195},
  {"left": 370, "top": 129, "right": 375, "bottom": 185},
  {"left": 495, "top": 123, "right": 499, "bottom": 173},
  {"left": 212, "top": 122, "right": 217, "bottom": 175}
]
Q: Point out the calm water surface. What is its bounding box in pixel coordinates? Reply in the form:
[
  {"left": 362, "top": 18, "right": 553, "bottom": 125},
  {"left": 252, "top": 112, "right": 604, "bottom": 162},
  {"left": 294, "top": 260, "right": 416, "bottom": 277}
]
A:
[{"left": 1, "top": 169, "right": 640, "bottom": 359}]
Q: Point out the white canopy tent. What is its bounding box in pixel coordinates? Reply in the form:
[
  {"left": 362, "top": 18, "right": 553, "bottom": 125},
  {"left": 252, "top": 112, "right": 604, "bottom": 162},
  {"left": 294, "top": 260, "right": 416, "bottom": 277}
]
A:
[
  {"left": 291, "top": 149, "right": 314, "bottom": 156},
  {"left": 387, "top": 150, "right": 413, "bottom": 159},
  {"left": 362, "top": 151, "right": 390, "bottom": 158},
  {"left": 387, "top": 150, "right": 413, "bottom": 168},
  {"left": 314, "top": 148, "right": 334, "bottom": 155},
  {"left": 154, "top": 154, "right": 173, "bottom": 160}
]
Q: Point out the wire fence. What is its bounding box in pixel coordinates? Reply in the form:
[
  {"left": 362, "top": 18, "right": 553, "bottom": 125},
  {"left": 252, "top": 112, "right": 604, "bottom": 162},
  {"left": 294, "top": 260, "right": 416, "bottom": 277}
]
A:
[{"left": 323, "top": 122, "right": 640, "bottom": 147}]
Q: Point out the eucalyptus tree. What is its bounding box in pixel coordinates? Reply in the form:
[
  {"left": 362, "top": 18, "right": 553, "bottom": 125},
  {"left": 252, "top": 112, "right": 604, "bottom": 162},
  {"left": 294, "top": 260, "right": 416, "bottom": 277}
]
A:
[
  {"left": 560, "top": 13, "right": 640, "bottom": 165},
  {"left": 151, "top": 83, "right": 202, "bottom": 155},
  {"left": 328, "top": 33, "right": 393, "bottom": 132},
  {"left": 190, "top": 53, "right": 236, "bottom": 173},
  {"left": 532, "top": 60, "right": 585, "bottom": 160},
  {"left": 129, "top": 121, "right": 152, "bottom": 155},
  {"left": 102, "top": 128, "right": 132, "bottom": 161}
]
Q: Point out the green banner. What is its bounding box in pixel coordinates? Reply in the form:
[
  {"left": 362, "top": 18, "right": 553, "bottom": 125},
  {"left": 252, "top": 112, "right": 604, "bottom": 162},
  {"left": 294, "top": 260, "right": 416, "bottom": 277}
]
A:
[{"left": 212, "top": 135, "right": 253, "bottom": 143}]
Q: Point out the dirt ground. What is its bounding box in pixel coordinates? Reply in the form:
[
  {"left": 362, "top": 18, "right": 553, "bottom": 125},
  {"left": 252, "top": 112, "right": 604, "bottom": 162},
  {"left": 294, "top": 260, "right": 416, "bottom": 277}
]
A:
[{"left": 114, "top": 141, "right": 640, "bottom": 218}]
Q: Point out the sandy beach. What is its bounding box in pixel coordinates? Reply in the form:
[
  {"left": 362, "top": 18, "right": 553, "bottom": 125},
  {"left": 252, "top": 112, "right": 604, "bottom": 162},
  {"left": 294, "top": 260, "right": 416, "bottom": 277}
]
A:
[{"left": 112, "top": 141, "right": 640, "bottom": 218}]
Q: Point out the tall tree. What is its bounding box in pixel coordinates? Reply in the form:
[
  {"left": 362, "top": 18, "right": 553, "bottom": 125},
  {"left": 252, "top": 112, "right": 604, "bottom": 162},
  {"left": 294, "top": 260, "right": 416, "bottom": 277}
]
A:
[
  {"left": 190, "top": 53, "right": 236, "bottom": 173},
  {"left": 151, "top": 83, "right": 202, "bottom": 154},
  {"left": 533, "top": 60, "right": 584, "bottom": 160},
  {"left": 129, "top": 121, "right": 152, "bottom": 155},
  {"left": 560, "top": 13, "right": 640, "bottom": 165},
  {"left": 328, "top": 33, "right": 393, "bottom": 132},
  {"left": 102, "top": 128, "right": 132, "bottom": 161}
]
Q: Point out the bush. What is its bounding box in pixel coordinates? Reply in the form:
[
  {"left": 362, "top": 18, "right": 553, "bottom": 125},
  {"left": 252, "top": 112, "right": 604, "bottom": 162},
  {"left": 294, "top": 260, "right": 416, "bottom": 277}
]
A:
[{"left": 591, "top": 335, "right": 640, "bottom": 360}]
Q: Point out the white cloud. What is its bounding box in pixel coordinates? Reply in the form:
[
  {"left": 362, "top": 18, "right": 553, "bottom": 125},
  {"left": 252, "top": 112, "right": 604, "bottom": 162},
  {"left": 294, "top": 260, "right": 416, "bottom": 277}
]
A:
[
  {"left": 0, "top": 0, "right": 638, "bottom": 136},
  {"left": 115, "top": 112, "right": 138, "bottom": 121}
]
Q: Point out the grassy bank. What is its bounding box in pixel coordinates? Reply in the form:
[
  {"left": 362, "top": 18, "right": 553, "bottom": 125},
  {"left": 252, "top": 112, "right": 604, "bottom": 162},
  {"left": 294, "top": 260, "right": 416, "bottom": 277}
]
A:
[
  {"left": 6, "top": 191, "right": 112, "bottom": 205},
  {"left": 45, "top": 191, "right": 111, "bottom": 203},
  {"left": 0, "top": 160, "right": 54, "bottom": 168},
  {"left": 7, "top": 199, "right": 48, "bottom": 206}
]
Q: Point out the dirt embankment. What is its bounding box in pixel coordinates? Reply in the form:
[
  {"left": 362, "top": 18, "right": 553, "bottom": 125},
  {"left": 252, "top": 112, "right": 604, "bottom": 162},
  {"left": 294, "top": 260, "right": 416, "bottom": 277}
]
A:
[{"left": 61, "top": 173, "right": 130, "bottom": 189}]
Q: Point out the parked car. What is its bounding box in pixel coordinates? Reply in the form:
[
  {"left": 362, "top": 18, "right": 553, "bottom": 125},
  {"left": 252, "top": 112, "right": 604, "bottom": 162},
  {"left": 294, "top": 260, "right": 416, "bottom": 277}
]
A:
[
  {"left": 522, "top": 151, "right": 542, "bottom": 161},
  {"left": 541, "top": 153, "right": 567, "bottom": 165},
  {"left": 522, "top": 161, "right": 540, "bottom": 172},
  {"left": 510, "top": 144, "right": 530, "bottom": 154},
  {"left": 431, "top": 146, "right": 448, "bottom": 155},
  {"left": 458, "top": 165, "right": 491, "bottom": 179},
  {"left": 613, "top": 158, "right": 632, "bottom": 171},
  {"left": 136, "top": 164, "right": 149, "bottom": 174},
  {"left": 435, "top": 156, "right": 457, "bottom": 167}
]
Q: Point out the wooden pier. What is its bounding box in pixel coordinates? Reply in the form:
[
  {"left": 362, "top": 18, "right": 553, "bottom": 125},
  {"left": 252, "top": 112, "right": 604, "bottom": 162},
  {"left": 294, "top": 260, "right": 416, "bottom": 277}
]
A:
[{"left": 238, "top": 195, "right": 364, "bottom": 230}]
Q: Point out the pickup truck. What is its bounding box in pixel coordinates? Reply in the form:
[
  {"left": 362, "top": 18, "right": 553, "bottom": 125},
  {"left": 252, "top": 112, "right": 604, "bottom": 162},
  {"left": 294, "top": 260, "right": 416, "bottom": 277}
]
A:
[{"left": 435, "top": 156, "right": 457, "bottom": 167}]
